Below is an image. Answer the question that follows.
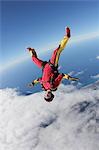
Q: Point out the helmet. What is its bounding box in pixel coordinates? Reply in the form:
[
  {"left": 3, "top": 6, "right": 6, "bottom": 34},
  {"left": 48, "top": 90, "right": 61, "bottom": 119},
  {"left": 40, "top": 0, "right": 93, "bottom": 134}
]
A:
[{"left": 44, "top": 90, "right": 54, "bottom": 102}]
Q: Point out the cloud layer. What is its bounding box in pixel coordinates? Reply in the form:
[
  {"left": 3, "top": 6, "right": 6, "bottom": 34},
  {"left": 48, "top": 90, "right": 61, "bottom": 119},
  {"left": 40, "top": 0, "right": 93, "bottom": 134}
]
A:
[
  {"left": 91, "top": 74, "right": 99, "bottom": 79},
  {"left": 0, "top": 83, "right": 99, "bottom": 150}
]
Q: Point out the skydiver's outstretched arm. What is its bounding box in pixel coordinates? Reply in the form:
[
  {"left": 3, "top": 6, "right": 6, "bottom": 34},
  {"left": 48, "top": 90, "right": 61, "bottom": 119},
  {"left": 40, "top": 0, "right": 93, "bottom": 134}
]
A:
[
  {"left": 50, "top": 27, "right": 70, "bottom": 67},
  {"left": 27, "top": 78, "right": 40, "bottom": 88},
  {"left": 63, "top": 74, "right": 79, "bottom": 81},
  {"left": 27, "top": 48, "right": 45, "bottom": 69}
]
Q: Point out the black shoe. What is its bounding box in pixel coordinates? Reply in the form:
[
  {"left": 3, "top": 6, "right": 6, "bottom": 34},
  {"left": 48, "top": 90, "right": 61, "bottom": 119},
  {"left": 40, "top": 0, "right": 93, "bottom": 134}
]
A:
[{"left": 66, "top": 27, "right": 71, "bottom": 38}]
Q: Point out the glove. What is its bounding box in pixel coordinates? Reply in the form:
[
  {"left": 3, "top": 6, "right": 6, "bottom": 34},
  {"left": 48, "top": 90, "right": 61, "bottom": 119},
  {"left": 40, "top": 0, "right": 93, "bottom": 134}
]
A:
[
  {"left": 69, "top": 77, "right": 79, "bottom": 81},
  {"left": 27, "top": 47, "right": 37, "bottom": 57},
  {"left": 27, "top": 83, "right": 34, "bottom": 88}
]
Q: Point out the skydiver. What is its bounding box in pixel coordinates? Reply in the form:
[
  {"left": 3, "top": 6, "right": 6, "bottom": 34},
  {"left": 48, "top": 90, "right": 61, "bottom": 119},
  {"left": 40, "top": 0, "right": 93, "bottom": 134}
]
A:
[{"left": 27, "top": 27, "right": 79, "bottom": 102}]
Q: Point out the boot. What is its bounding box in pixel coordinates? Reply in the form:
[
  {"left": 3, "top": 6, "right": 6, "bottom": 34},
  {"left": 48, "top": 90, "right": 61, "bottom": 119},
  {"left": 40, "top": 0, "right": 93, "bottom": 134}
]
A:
[{"left": 66, "top": 27, "right": 71, "bottom": 38}]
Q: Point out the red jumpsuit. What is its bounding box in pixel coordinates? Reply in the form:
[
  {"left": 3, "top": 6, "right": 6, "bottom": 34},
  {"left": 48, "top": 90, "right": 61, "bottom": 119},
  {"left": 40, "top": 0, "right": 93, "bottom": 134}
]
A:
[{"left": 32, "top": 36, "right": 69, "bottom": 90}]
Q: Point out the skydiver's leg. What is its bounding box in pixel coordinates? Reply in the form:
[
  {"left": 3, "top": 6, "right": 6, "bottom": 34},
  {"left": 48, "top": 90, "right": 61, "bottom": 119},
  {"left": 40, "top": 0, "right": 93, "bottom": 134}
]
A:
[
  {"left": 50, "top": 27, "right": 70, "bottom": 67},
  {"left": 49, "top": 46, "right": 60, "bottom": 67},
  {"left": 50, "top": 35, "right": 69, "bottom": 67}
]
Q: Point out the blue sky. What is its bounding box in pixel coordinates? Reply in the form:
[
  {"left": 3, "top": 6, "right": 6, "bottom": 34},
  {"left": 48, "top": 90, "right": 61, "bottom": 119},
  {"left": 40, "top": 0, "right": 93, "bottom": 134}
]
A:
[{"left": 1, "top": 0, "right": 99, "bottom": 67}]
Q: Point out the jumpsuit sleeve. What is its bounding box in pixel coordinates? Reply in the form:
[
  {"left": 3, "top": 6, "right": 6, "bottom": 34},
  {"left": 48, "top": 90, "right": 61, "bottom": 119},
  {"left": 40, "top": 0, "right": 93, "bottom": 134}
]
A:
[
  {"left": 27, "top": 78, "right": 40, "bottom": 88},
  {"left": 32, "top": 78, "right": 40, "bottom": 85},
  {"left": 63, "top": 74, "right": 79, "bottom": 81}
]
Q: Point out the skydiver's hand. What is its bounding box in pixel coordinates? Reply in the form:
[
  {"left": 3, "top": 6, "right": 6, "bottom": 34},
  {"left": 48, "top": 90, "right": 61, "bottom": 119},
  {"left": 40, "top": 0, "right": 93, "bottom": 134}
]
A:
[
  {"left": 27, "top": 47, "right": 37, "bottom": 57},
  {"left": 27, "top": 47, "right": 34, "bottom": 51},
  {"left": 27, "top": 83, "right": 34, "bottom": 88},
  {"left": 66, "top": 27, "right": 71, "bottom": 38},
  {"left": 69, "top": 77, "right": 79, "bottom": 81}
]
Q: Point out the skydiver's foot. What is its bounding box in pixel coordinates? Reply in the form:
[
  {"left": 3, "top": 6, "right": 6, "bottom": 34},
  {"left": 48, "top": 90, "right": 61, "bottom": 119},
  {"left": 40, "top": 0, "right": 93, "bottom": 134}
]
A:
[
  {"left": 27, "top": 47, "right": 37, "bottom": 57},
  {"left": 66, "top": 27, "right": 71, "bottom": 38}
]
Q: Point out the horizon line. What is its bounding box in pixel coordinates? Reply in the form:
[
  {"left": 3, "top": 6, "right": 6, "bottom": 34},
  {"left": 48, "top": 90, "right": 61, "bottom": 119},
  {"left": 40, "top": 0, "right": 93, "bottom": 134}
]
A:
[{"left": 0, "top": 31, "right": 99, "bottom": 73}]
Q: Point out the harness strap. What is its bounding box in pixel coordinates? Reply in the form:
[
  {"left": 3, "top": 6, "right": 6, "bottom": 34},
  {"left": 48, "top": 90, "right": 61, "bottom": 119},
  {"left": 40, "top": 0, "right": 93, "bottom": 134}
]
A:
[
  {"left": 48, "top": 61, "right": 58, "bottom": 71},
  {"left": 42, "top": 61, "right": 48, "bottom": 70},
  {"left": 48, "top": 61, "right": 59, "bottom": 84},
  {"left": 41, "top": 61, "right": 59, "bottom": 90}
]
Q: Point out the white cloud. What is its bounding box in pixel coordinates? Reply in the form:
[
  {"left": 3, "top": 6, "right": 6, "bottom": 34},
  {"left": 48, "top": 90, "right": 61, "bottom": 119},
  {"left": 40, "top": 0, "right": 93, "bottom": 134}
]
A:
[
  {"left": 75, "top": 70, "right": 85, "bottom": 76},
  {"left": 70, "top": 31, "right": 99, "bottom": 44},
  {"left": 91, "top": 74, "right": 99, "bottom": 79},
  {"left": 0, "top": 83, "right": 99, "bottom": 150},
  {"left": 96, "top": 56, "right": 99, "bottom": 60},
  {"left": 68, "top": 70, "right": 85, "bottom": 77},
  {"left": 0, "top": 55, "right": 30, "bottom": 73},
  {"left": 68, "top": 71, "right": 75, "bottom": 76}
]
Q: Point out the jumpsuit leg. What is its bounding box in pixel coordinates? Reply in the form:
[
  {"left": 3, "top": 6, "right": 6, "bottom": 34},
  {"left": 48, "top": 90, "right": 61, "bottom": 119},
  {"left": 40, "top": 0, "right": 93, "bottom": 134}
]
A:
[{"left": 50, "top": 36, "right": 69, "bottom": 67}]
